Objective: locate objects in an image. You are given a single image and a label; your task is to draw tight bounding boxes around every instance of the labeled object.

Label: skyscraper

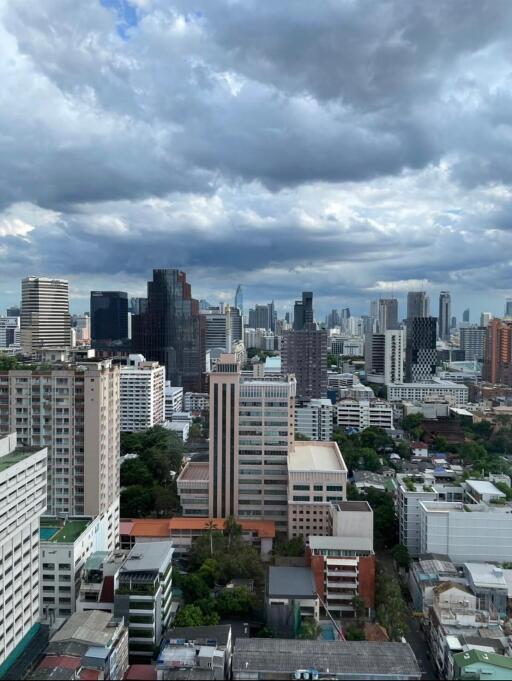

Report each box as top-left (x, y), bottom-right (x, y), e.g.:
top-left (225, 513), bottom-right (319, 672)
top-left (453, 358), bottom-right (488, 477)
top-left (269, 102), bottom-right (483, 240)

top-left (463, 308), bottom-right (470, 323)
top-left (20, 277), bottom-right (70, 355)
top-left (377, 298), bottom-right (399, 332)
top-left (202, 305), bottom-right (242, 351)
top-left (365, 329), bottom-right (405, 384)
top-left (131, 269), bottom-right (206, 392)
top-left (282, 328), bottom-right (327, 400)
top-left (248, 303), bottom-right (274, 331)
top-left (406, 291), bottom-right (429, 320)
top-left (235, 284), bottom-right (243, 314)
top-left (405, 317), bottom-right (437, 382)
top-left (293, 292), bottom-right (313, 330)
top-left (90, 291), bottom-right (128, 346)
top-left (505, 299), bottom-right (512, 318)
top-left (483, 318), bottom-right (512, 385)
top-left (438, 291), bottom-right (451, 340)
top-left (460, 326), bottom-right (486, 362)
top-left (481, 312), bottom-right (493, 327)
top-left (208, 354), bottom-right (296, 532)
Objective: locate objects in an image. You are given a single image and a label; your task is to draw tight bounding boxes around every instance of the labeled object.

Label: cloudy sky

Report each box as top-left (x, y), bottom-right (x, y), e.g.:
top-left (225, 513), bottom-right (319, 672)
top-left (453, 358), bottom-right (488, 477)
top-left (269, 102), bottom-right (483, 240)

top-left (1, 0), bottom-right (512, 320)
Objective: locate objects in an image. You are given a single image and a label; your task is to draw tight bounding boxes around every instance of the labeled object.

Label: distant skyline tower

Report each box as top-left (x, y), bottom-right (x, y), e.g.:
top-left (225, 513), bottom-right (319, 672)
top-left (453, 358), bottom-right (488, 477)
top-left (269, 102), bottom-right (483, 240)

top-left (438, 291), bottom-right (451, 340)
top-left (463, 308), bottom-right (470, 323)
top-left (235, 284), bottom-right (243, 314)
top-left (90, 291), bottom-right (128, 347)
top-left (293, 292), bottom-right (313, 330)
top-left (406, 291), bottom-right (429, 320)
top-left (20, 276), bottom-right (70, 355)
top-left (505, 299), bottom-right (512, 318)
top-left (377, 298), bottom-right (399, 332)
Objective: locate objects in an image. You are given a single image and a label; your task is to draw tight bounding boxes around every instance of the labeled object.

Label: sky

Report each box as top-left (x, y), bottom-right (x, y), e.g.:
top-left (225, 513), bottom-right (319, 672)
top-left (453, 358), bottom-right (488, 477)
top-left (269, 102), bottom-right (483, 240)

top-left (1, 0), bottom-right (512, 320)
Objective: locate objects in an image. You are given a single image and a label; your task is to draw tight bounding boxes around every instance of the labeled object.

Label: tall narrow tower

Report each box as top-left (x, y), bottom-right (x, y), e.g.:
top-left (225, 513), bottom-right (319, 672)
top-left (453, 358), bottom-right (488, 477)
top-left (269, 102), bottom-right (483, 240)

top-left (438, 291), bottom-right (451, 341)
top-left (21, 277), bottom-right (70, 355)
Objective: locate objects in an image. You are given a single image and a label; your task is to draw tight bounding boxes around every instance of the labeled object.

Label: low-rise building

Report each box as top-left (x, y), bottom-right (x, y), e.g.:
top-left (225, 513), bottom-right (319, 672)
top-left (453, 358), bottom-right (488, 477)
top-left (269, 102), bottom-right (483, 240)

top-left (120, 355), bottom-right (165, 432)
top-left (0, 433), bottom-right (47, 673)
top-left (266, 567), bottom-right (319, 638)
top-left (114, 542), bottom-right (174, 659)
top-left (336, 399), bottom-right (393, 431)
top-left (77, 550), bottom-right (127, 614)
top-left (397, 474), bottom-right (438, 557)
top-left (163, 420), bottom-right (190, 442)
top-left (295, 399), bottom-right (334, 441)
top-left (31, 610), bottom-right (129, 681)
top-left (464, 563), bottom-right (509, 618)
top-left (176, 462), bottom-right (209, 516)
top-left (454, 649), bottom-right (512, 680)
top-left (232, 639), bottom-right (421, 680)
top-left (288, 441), bottom-right (347, 539)
top-left (157, 625), bottom-right (232, 680)
top-left (164, 384), bottom-right (183, 418)
top-left (40, 514), bottom-right (112, 621)
top-left (183, 392), bottom-right (209, 413)
top-left (387, 379), bottom-right (468, 403)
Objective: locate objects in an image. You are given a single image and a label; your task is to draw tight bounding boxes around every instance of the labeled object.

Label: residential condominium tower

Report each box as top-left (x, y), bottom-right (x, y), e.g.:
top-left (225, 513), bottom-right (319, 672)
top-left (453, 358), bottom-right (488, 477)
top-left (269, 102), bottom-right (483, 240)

top-left (364, 329), bottom-right (404, 384)
top-left (0, 359), bottom-right (120, 546)
top-left (20, 277), bottom-right (70, 355)
top-left (377, 298), bottom-right (399, 332)
top-left (208, 354), bottom-right (296, 532)
top-left (282, 328), bottom-right (327, 400)
top-left (132, 269), bottom-right (206, 392)
top-left (120, 354), bottom-right (165, 432)
top-left (483, 318), bottom-right (512, 385)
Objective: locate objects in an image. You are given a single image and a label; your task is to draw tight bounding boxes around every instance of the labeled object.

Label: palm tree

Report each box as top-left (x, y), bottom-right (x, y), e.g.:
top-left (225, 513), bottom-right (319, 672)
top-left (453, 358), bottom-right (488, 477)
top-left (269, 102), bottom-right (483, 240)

top-left (224, 515), bottom-right (242, 549)
top-left (204, 519), bottom-right (217, 557)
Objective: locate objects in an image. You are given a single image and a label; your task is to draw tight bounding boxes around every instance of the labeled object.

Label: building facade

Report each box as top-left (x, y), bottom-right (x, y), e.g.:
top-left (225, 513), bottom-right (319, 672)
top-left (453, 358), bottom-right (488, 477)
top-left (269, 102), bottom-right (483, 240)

top-left (293, 292), bottom-right (313, 330)
top-left (336, 399), bottom-right (393, 431)
top-left (132, 269), bottom-right (206, 392)
top-left (0, 433), bottom-right (47, 670)
top-left (377, 298), bottom-right (399, 332)
top-left (295, 399), bottom-right (334, 441)
top-left (0, 316), bottom-right (20, 349)
top-left (483, 318), bottom-right (512, 385)
top-left (90, 291), bottom-right (128, 346)
top-left (460, 325), bottom-right (486, 362)
top-left (20, 277), bottom-right (70, 355)
top-left (282, 329), bottom-right (327, 400)
top-left (438, 291), bottom-right (451, 341)
top-left (405, 317), bottom-right (437, 382)
top-left (365, 329), bottom-right (404, 384)
top-left (407, 291), bottom-right (429, 320)
top-left (387, 380), bottom-right (468, 403)
top-left (120, 355), bottom-right (165, 432)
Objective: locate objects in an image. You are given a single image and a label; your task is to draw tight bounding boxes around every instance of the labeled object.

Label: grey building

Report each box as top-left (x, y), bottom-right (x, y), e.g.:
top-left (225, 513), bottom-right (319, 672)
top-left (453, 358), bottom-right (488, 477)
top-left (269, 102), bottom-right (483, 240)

top-left (463, 308), bottom-right (470, 323)
top-left (203, 306), bottom-right (242, 351)
top-left (232, 639), bottom-right (421, 680)
top-left (378, 298), bottom-right (399, 332)
top-left (460, 325), bottom-right (486, 361)
top-left (235, 284), bottom-right (243, 314)
top-left (407, 291), bottom-right (429, 320)
top-left (282, 328), bottom-right (327, 400)
top-left (405, 317), bottom-right (437, 382)
top-left (438, 291), bottom-right (451, 340)
top-left (293, 292), bottom-right (313, 330)
top-left (506, 299), bottom-right (512, 318)
top-left (248, 302), bottom-right (275, 331)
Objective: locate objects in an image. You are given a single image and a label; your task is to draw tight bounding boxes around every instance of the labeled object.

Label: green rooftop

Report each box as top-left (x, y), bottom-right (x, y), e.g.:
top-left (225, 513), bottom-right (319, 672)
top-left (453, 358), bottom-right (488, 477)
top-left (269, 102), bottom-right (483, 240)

top-left (40, 519), bottom-right (91, 543)
top-left (454, 648), bottom-right (512, 672)
top-left (0, 447), bottom-right (41, 473)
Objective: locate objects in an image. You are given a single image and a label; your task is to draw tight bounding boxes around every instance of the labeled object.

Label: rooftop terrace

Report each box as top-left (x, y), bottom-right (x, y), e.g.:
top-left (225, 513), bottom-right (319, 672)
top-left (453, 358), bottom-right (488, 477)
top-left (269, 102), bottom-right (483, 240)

top-left (40, 518), bottom-right (91, 543)
top-left (0, 446), bottom-right (43, 473)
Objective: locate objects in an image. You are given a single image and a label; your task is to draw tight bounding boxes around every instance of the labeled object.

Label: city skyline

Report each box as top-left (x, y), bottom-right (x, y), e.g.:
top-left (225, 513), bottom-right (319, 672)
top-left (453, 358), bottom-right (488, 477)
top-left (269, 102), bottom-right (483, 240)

top-left (1, 3), bottom-right (512, 315)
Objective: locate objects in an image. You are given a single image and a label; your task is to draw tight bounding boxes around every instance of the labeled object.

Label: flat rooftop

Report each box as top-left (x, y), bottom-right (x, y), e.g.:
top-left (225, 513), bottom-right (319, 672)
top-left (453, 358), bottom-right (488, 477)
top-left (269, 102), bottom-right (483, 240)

top-left (334, 501), bottom-right (371, 512)
top-left (466, 479), bottom-right (505, 497)
top-left (122, 541), bottom-right (174, 573)
top-left (178, 461), bottom-right (209, 482)
top-left (0, 445), bottom-right (44, 473)
top-left (51, 611), bottom-right (121, 647)
top-left (268, 566), bottom-right (316, 599)
top-left (308, 535), bottom-right (373, 552)
top-left (232, 639), bottom-right (421, 678)
top-left (289, 441), bottom-right (346, 472)
top-left (40, 518), bottom-right (92, 543)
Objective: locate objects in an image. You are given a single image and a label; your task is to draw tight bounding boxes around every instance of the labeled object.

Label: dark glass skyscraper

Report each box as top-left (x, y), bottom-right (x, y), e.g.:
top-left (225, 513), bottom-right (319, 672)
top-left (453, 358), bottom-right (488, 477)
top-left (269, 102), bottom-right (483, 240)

top-left (406, 291), bottom-right (429, 320)
top-left (405, 317), bottom-right (437, 382)
top-left (438, 291), bottom-right (451, 340)
top-left (131, 269), bottom-right (205, 391)
top-left (90, 291), bottom-right (128, 346)
top-left (293, 291), bottom-right (313, 330)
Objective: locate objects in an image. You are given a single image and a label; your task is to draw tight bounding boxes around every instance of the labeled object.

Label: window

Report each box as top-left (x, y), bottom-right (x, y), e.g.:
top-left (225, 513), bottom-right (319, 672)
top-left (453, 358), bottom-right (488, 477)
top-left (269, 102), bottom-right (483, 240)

top-left (293, 496), bottom-right (309, 502)
top-left (326, 485), bottom-right (343, 492)
top-left (293, 484), bottom-right (309, 491)
top-left (313, 485), bottom-right (323, 491)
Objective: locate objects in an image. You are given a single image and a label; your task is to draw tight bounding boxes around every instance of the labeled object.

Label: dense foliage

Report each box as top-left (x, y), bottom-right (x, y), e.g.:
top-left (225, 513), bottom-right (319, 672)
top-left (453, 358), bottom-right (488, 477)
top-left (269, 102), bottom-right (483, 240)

top-left (375, 570), bottom-right (408, 640)
top-left (348, 484), bottom-right (398, 549)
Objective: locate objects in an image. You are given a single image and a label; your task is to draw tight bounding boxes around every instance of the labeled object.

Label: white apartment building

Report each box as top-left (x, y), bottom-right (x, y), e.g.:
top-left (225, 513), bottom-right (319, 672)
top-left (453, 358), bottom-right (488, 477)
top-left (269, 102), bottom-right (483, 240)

top-left (0, 316), bottom-right (20, 349)
top-left (397, 474), bottom-right (438, 557)
top-left (165, 383), bottom-right (183, 417)
top-left (287, 441), bottom-right (347, 539)
top-left (176, 462), bottom-right (209, 516)
top-left (386, 379), bottom-right (468, 403)
top-left (20, 277), bottom-right (70, 356)
top-left (40, 514), bottom-right (112, 620)
top-left (295, 399), bottom-right (334, 441)
top-left (183, 392), bottom-right (209, 412)
top-left (365, 329), bottom-right (404, 385)
top-left (120, 354), bottom-right (165, 432)
top-left (0, 360), bottom-right (120, 547)
top-left (336, 399), bottom-right (393, 431)
top-left (0, 433), bottom-right (47, 669)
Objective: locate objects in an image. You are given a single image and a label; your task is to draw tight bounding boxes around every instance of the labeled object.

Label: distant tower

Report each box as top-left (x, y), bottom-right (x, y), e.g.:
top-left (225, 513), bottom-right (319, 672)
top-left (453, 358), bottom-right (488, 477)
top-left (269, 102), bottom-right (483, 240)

top-left (378, 299), bottom-right (399, 332)
top-left (505, 299), bottom-right (512, 318)
top-left (235, 285), bottom-right (243, 315)
top-left (21, 277), bottom-right (70, 355)
top-left (407, 292), bottom-right (429, 321)
top-left (462, 308), bottom-right (470, 323)
top-left (438, 291), bottom-right (451, 340)
top-left (293, 292), bottom-right (314, 330)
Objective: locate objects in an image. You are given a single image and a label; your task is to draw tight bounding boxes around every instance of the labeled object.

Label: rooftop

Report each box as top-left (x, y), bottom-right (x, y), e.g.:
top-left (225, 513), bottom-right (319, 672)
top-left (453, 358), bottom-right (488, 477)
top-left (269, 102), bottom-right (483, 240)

top-left (466, 479), bottom-right (505, 498)
top-left (178, 461), bottom-right (209, 482)
top-left (162, 624), bottom-right (231, 647)
top-left (454, 648), bottom-right (512, 672)
top-left (127, 519), bottom-right (171, 538)
top-left (121, 541), bottom-right (173, 574)
top-left (168, 517), bottom-right (276, 538)
top-left (0, 443), bottom-right (44, 473)
top-left (464, 563), bottom-right (508, 589)
top-left (334, 501), bottom-right (371, 512)
top-left (308, 535), bottom-right (373, 552)
top-left (268, 566), bottom-right (316, 599)
top-left (289, 441), bottom-right (346, 472)
top-left (51, 611), bottom-right (121, 647)
top-left (232, 639), bottom-right (421, 678)
top-left (40, 518), bottom-right (92, 543)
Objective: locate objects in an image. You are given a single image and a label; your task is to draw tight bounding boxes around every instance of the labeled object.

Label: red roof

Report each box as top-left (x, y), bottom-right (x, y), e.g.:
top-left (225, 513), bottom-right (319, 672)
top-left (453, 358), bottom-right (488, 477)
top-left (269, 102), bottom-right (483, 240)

top-left (120, 516), bottom-right (276, 540)
top-left (129, 519), bottom-right (171, 538)
top-left (124, 664), bottom-right (157, 680)
top-left (79, 670), bottom-right (101, 680)
top-left (38, 656), bottom-right (80, 671)
top-left (119, 520), bottom-right (134, 535)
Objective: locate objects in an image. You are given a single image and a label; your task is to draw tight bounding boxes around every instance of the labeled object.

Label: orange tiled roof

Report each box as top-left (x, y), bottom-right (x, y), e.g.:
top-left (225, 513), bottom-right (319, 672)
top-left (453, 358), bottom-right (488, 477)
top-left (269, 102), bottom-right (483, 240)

top-left (167, 516), bottom-right (276, 538)
top-left (129, 519), bottom-right (172, 538)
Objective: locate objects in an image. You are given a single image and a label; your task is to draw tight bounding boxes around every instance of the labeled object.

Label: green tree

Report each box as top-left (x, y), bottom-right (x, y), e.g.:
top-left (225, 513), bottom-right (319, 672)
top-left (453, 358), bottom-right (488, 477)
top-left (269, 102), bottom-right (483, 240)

top-left (0, 354), bottom-right (19, 370)
top-left (120, 485), bottom-right (155, 517)
top-left (181, 574), bottom-right (210, 603)
top-left (217, 586), bottom-right (256, 617)
top-left (359, 447), bottom-right (381, 472)
top-left (434, 436), bottom-right (449, 452)
top-left (299, 619), bottom-right (322, 640)
top-left (120, 458), bottom-right (153, 487)
top-left (173, 604), bottom-right (219, 627)
top-left (375, 572), bottom-right (408, 640)
top-left (345, 624), bottom-right (365, 641)
top-left (327, 353), bottom-right (339, 368)
top-left (198, 559), bottom-right (221, 587)
top-left (351, 595), bottom-right (367, 621)
top-left (273, 535), bottom-right (305, 557)
top-left (224, 516), bottom-right (243, 549)
top-left (360, 427), bottom-right (393, 450)
top-left (494, 481), bottom-right (512, 500)
top-left (189, 422), bottom-right (202, 439)
top-left (153, 484), bottom-right (179, 516)
top-left (391, 544), bottom-right (411, 570)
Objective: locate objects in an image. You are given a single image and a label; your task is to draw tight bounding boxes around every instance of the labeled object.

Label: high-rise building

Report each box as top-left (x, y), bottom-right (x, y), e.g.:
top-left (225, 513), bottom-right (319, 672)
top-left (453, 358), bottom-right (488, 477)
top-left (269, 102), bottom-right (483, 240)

top-left (326, 309), bottom-right (340, 329)
top-left (463, 308), bottom-right (470, 323)
top-left (0, 432), bottom-right (47, 670)
top-left (505, 299), bottom-right (512, 318)
top-left (235, 284), bottom-right (243, 314)
top-left (129, 297), bottom-right (147, 316)
top-left (460, 326), bottom-right (486, 362)
top-left (406, 292), bottom-right (429, 320)
top-left (132, 269), bottom-right (206, 392)
top-left (203, 305), bottom-right (243, 351)
top-left (208, 355), bottom-right (296, 532)
top-left (480, 312), bottom-right (493, 327)
top-left (0, 316), bottom-right (20, 348)
top-left (248, 303), bottom-right (275, 331)
top-left (90, 291), bottom-right (128, 346)
top-left (71, 313), bottom-right (90, 345)
top-left (377, 298), bottom-right (399, 332)
top-left (6, 305), bottom-right (20, 317)
top-left (293, 292), bottom-right (313, 330)
top-left (120, 354), bottom-right (165, 432)
top-left (295, 399), bottom-right (334, 441)
top-left (365, 329), bottom-right (404, 384)
top-left (0, 360), bottom-right (120, 537)
top-left (20, 277), bottom-right (70, 355)
top-left (405, 317), bottom-right (437, 382)
top-left (438, 291), bottom-right (451, 340)
top-left (282, 328), bottom-right (327, 400)
top-left (483, 318), bottom-right (512, 385)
